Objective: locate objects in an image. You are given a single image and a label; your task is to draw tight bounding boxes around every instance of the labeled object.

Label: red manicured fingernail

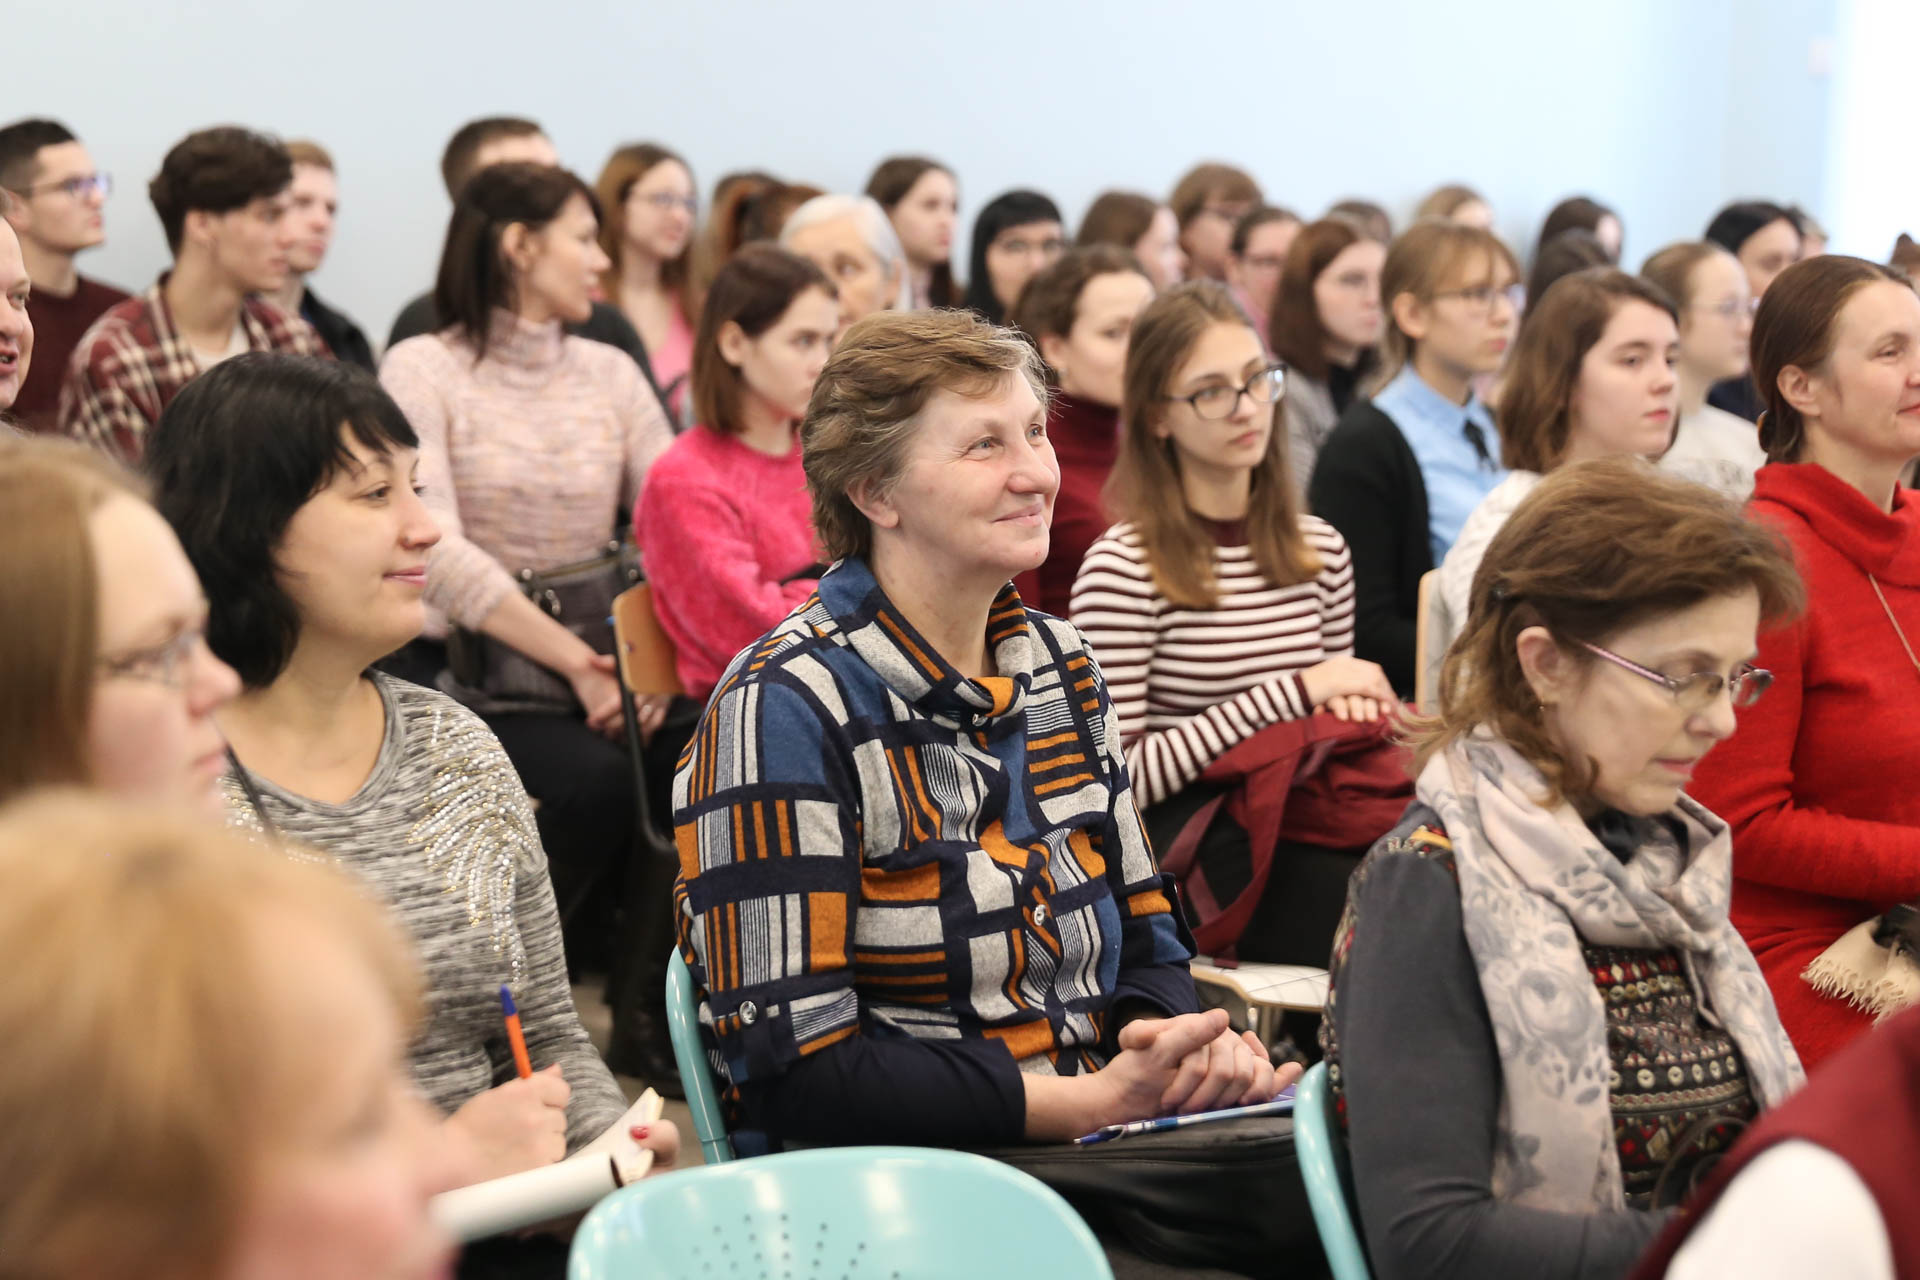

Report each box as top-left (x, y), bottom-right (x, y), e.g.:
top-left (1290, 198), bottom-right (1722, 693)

top-left (630, 1125), bottom-right (650, 1139)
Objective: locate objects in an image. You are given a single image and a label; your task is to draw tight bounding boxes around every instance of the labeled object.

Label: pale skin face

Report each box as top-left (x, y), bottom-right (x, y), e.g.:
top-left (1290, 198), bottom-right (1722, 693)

top-left (1563, 300), bottom-right (1681, 464)
top-left (4, 139), bottom-right (107, 255)
top-left (857, 375), bottom-right (1059, 590)
top-left (985, 220), bottom-right (1066, 312)
top-left (1131, 205), bottom-right (1186, 290)
top-left (272, 437), bottom-right (442, 666)
top-left (0, 221), bottom-right (33, 407)
top-left (506, 193), bottom-right (609, 327)
top-left (1677, 250), bottom-right (1753, 384)
top-left (1181, 199), bottom-right (1253, 281)
top-left (622, 159), bottom-right (696, 264)
top-left (888, 168), bottom-right (957, 269)
top-left (716, 285), bottom-right (839, 427)
top-left (286, 164), bottom-right (338, 276)
top-left (1039, 270), bottom-right (1155, 409)
top-left (220, 910), bottom-right (459, 1280)
top-left (1154, 321), bottom-right (1276, 488)
top-left (1228, 218), bottom-right (1301, 325)
top-left (1780, 280), bottom-right (1920, 503)
top-left (1313, 239), bottom-right (1387, 359)
top-left (189, 190), bottom-right (296, 294)
top-left (784, 213), bottom-right (896, 336)
top-left (1736, 217), bottom-right (1802, 298)
top-left (1394, 251), bottom-right (1520, 391)
top-left (85, 495), bottom-right (242, 813)
top-left (1521, 590), bottom-right (1762, 817)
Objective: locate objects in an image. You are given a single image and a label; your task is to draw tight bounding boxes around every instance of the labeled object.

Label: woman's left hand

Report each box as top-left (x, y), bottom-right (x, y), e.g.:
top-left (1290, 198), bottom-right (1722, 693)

top-left (635, 695), bottom-right (673, 746)
top-left (1147, 1022), bottom-right (1291, 1116)
top-left (631, 1118), bottom-right (680, 1173)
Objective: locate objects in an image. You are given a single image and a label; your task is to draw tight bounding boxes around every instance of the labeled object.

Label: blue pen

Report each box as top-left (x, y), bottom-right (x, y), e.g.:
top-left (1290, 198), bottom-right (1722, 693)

top-left (1073, 1085), bottom-right (1297, 1145)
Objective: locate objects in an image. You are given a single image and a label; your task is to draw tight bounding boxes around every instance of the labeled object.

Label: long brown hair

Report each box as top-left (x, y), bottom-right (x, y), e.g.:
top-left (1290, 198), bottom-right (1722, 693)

top-left (1497, 268), bottom-right (1676, 472)
top-left (1751, 254), bottom-right (1907, 462)
top-left (692, 244), bottom-right (833, 433)
top-left (595, 142), bottom-right (696, 325)
top-left (1413, 458), bottom-right (1803, 803)
top-left (867, 156), bottom-right (958, 308)
top-left (1269, 217), bottom-right (1376, 383)
top-left (1107, 281), bottom-right (1320, 608)
top-left (0, 437), bottom-right (146, 801)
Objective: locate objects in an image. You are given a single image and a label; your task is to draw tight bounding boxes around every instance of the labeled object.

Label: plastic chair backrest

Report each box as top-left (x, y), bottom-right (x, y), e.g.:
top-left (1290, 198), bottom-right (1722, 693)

top-left (568, 1146), bottom-right (1114, 1279)
top-left (610, 584), bottom-right (684, 697)
top-left (666, 950), bottom-right (734, 1165)
top-left (1414, 569), bottom-right (1451, 712)
top-left (1295, 1061), bottom-right (1372, 1280)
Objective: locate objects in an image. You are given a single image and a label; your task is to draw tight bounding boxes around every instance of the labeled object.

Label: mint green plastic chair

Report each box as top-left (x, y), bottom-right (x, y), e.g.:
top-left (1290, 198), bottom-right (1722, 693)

top-left (1295, 1061), bottom-right (1372, 1280)
top-left (567, 1146), bottom-right (1113, 1279)
top-left (665, 949), bottom-right (734, 1165)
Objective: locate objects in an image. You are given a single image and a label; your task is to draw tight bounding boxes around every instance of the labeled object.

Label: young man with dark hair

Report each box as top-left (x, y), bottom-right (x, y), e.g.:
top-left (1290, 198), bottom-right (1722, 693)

top-left (386, 116), bottom-right (657, 391)
top-left (57, 126), bottom-right (329, 462)
top-left (0, 119), bottom-right (128, 432)
top-left (268, 140), bottom-right (373, 370)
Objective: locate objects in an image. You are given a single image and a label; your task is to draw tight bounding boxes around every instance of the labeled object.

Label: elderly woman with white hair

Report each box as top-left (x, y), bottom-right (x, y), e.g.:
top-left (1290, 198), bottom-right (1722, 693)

top-left (779, 192), bottom-right (909, 336)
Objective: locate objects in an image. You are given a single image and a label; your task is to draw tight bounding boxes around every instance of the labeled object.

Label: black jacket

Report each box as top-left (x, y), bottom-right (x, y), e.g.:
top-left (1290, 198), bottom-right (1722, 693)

top-left (299, 287), bottom-right (375, 372)
top-left (1307, 401), bottom-right (1430, 697)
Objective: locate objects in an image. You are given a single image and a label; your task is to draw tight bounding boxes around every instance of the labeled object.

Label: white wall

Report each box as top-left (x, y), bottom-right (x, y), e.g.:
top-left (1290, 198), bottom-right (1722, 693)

top-left (13, 0), bottom-right (1839, 345)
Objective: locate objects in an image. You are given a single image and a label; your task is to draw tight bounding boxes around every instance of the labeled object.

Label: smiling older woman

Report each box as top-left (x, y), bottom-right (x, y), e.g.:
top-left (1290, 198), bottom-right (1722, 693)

top-left (1321, 457), bottom-right (1807, 1280)
top-left (673, 308), bottom-right (1296, 1162)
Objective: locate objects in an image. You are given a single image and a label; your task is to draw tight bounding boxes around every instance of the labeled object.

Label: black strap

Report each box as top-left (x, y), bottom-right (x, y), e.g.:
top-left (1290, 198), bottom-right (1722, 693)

top-left (1462, 418), bottom-right (1496, 471)
top-left (225, 747), bottom-right (280, 839)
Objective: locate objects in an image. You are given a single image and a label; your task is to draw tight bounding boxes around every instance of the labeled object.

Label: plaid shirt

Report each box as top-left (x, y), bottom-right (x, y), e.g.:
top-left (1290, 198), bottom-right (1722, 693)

top-left (674, 557), bottom-right (1196, 1093)
top-left (57, 276), bottom-right (330, 462)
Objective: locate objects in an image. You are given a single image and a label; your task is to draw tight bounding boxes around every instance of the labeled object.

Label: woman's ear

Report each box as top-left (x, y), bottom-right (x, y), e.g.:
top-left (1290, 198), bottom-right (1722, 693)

top-left (1777, 362), bottom-right (1820, 420)
top-left (1514, 624), bottom-right (1577, 708)
top-left (1037, 332), bottom-right (1071, 382)
top-left (846, 475), bottom-right (902, 533)
top-left (1389, 291), bottom-right (1428, 343)
top-left (500, 222), bottom-right (535, 275)
top-left (716, 319), bottom-right (750, 368)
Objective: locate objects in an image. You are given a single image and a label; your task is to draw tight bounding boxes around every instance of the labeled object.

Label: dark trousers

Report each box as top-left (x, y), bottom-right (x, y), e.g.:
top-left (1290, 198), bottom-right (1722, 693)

top-left (485, 710), bottom-right (637, 974)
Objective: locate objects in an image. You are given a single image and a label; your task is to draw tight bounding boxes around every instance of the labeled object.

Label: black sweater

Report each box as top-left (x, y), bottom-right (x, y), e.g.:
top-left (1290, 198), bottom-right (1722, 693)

top-left (1307, 401), bottom-right (1430, 696)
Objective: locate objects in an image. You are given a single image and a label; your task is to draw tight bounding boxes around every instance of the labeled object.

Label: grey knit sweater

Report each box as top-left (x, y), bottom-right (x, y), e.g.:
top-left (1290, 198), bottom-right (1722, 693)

top-left (221, 672), bottom-right (626, 1151)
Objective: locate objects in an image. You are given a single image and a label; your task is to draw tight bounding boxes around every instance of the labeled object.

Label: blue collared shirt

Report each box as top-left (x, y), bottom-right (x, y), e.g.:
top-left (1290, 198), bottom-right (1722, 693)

top-left (1371, 366), bottom-right (1508, 563)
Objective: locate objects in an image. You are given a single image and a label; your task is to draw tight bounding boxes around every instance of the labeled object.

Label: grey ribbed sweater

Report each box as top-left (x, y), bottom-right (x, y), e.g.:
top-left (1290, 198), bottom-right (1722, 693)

top-left (221, 672), bottom-right (626, 1151)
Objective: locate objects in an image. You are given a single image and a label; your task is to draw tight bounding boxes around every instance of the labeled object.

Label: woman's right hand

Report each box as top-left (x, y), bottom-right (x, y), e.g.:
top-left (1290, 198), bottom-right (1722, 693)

top-left (1090, 1009), bottom-right (1260, 1122)
top-left (568, 654), bottom-right (626, 739)
top-left (1298, 657), bottom-right (1397, 722)
top-left (444, 1065), bottom-right (571, 1185)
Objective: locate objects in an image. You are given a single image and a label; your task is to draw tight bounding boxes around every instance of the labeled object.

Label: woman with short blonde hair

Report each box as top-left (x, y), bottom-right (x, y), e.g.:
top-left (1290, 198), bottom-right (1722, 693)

top-left (0, 792), bottom-right (454, 1280)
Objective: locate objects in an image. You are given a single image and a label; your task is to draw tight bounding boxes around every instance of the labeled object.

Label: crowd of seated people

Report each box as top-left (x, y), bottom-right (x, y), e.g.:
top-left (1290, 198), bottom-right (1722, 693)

top-left (5, 101), bottom-right (1920, 1280)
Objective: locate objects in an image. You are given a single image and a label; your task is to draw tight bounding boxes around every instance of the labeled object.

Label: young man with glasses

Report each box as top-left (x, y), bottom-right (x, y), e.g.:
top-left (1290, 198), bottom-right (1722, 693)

top-left (56, 126), bottom-right (328, 463)
top-left (0, 119), bottom-right (130, 433)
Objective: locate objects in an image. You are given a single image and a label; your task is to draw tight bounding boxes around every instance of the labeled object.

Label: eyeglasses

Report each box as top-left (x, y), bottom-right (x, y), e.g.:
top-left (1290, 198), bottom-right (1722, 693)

top-left (1167, 365), bottom-right (1286, 420)
top-left (994, 236), bottom-right (1065, 259)
top-left (9, 171), bottom-right (112, 201)
top-left (1694, 298), bottom-right (1759, 319)
top-left (1433, 282), bottom-right (1525, 315)
top-left (1202, 203), bottom-right (1251, 225)
top-left (98, 625), bottom-right (208, 689)
top-left (1579, 641), bottom-right (1773, 713)
top-left (635, 191), bottom-right (697, 216)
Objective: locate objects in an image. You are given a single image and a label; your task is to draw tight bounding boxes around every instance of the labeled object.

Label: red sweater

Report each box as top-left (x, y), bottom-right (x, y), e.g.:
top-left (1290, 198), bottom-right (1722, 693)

top-left (1689, 462), bottom-right (1920, 1070)
top-left (634, 424), bottom-right (821, 700)
top-left (1014, 391), bottom-right (1120, 618)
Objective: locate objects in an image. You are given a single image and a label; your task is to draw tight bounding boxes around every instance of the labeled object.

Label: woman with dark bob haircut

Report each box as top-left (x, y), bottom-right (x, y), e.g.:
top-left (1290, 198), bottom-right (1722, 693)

top-left (1323, 458), bottom-right (1804, 1280)
top-left (147, 354), bottom-right (677, 1280)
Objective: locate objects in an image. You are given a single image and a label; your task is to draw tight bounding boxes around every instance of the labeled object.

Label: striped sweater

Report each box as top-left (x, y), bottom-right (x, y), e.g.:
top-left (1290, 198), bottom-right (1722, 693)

top-left (1070, 515), bottom-right (1355, 809)
top-left (673, 556), bottom-right (1196, 1105)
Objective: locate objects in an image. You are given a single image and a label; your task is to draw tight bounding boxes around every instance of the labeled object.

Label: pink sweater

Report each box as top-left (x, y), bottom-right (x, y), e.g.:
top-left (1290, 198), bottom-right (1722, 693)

top-left (380, 310), bottom-right (672, 634)
top-left (635, 424), bottom-right (821, 698)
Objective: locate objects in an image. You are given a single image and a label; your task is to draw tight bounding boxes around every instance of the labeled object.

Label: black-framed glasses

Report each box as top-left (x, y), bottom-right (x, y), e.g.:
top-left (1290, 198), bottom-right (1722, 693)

top-left (97, 626), bottom-right (208, 689)
top-left (1166, 365), bottom-right (1286, 420)
top-left (1579, 641), bottom-right (1773, 712)
top-left (10, 171), bottom-right (112, 201)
